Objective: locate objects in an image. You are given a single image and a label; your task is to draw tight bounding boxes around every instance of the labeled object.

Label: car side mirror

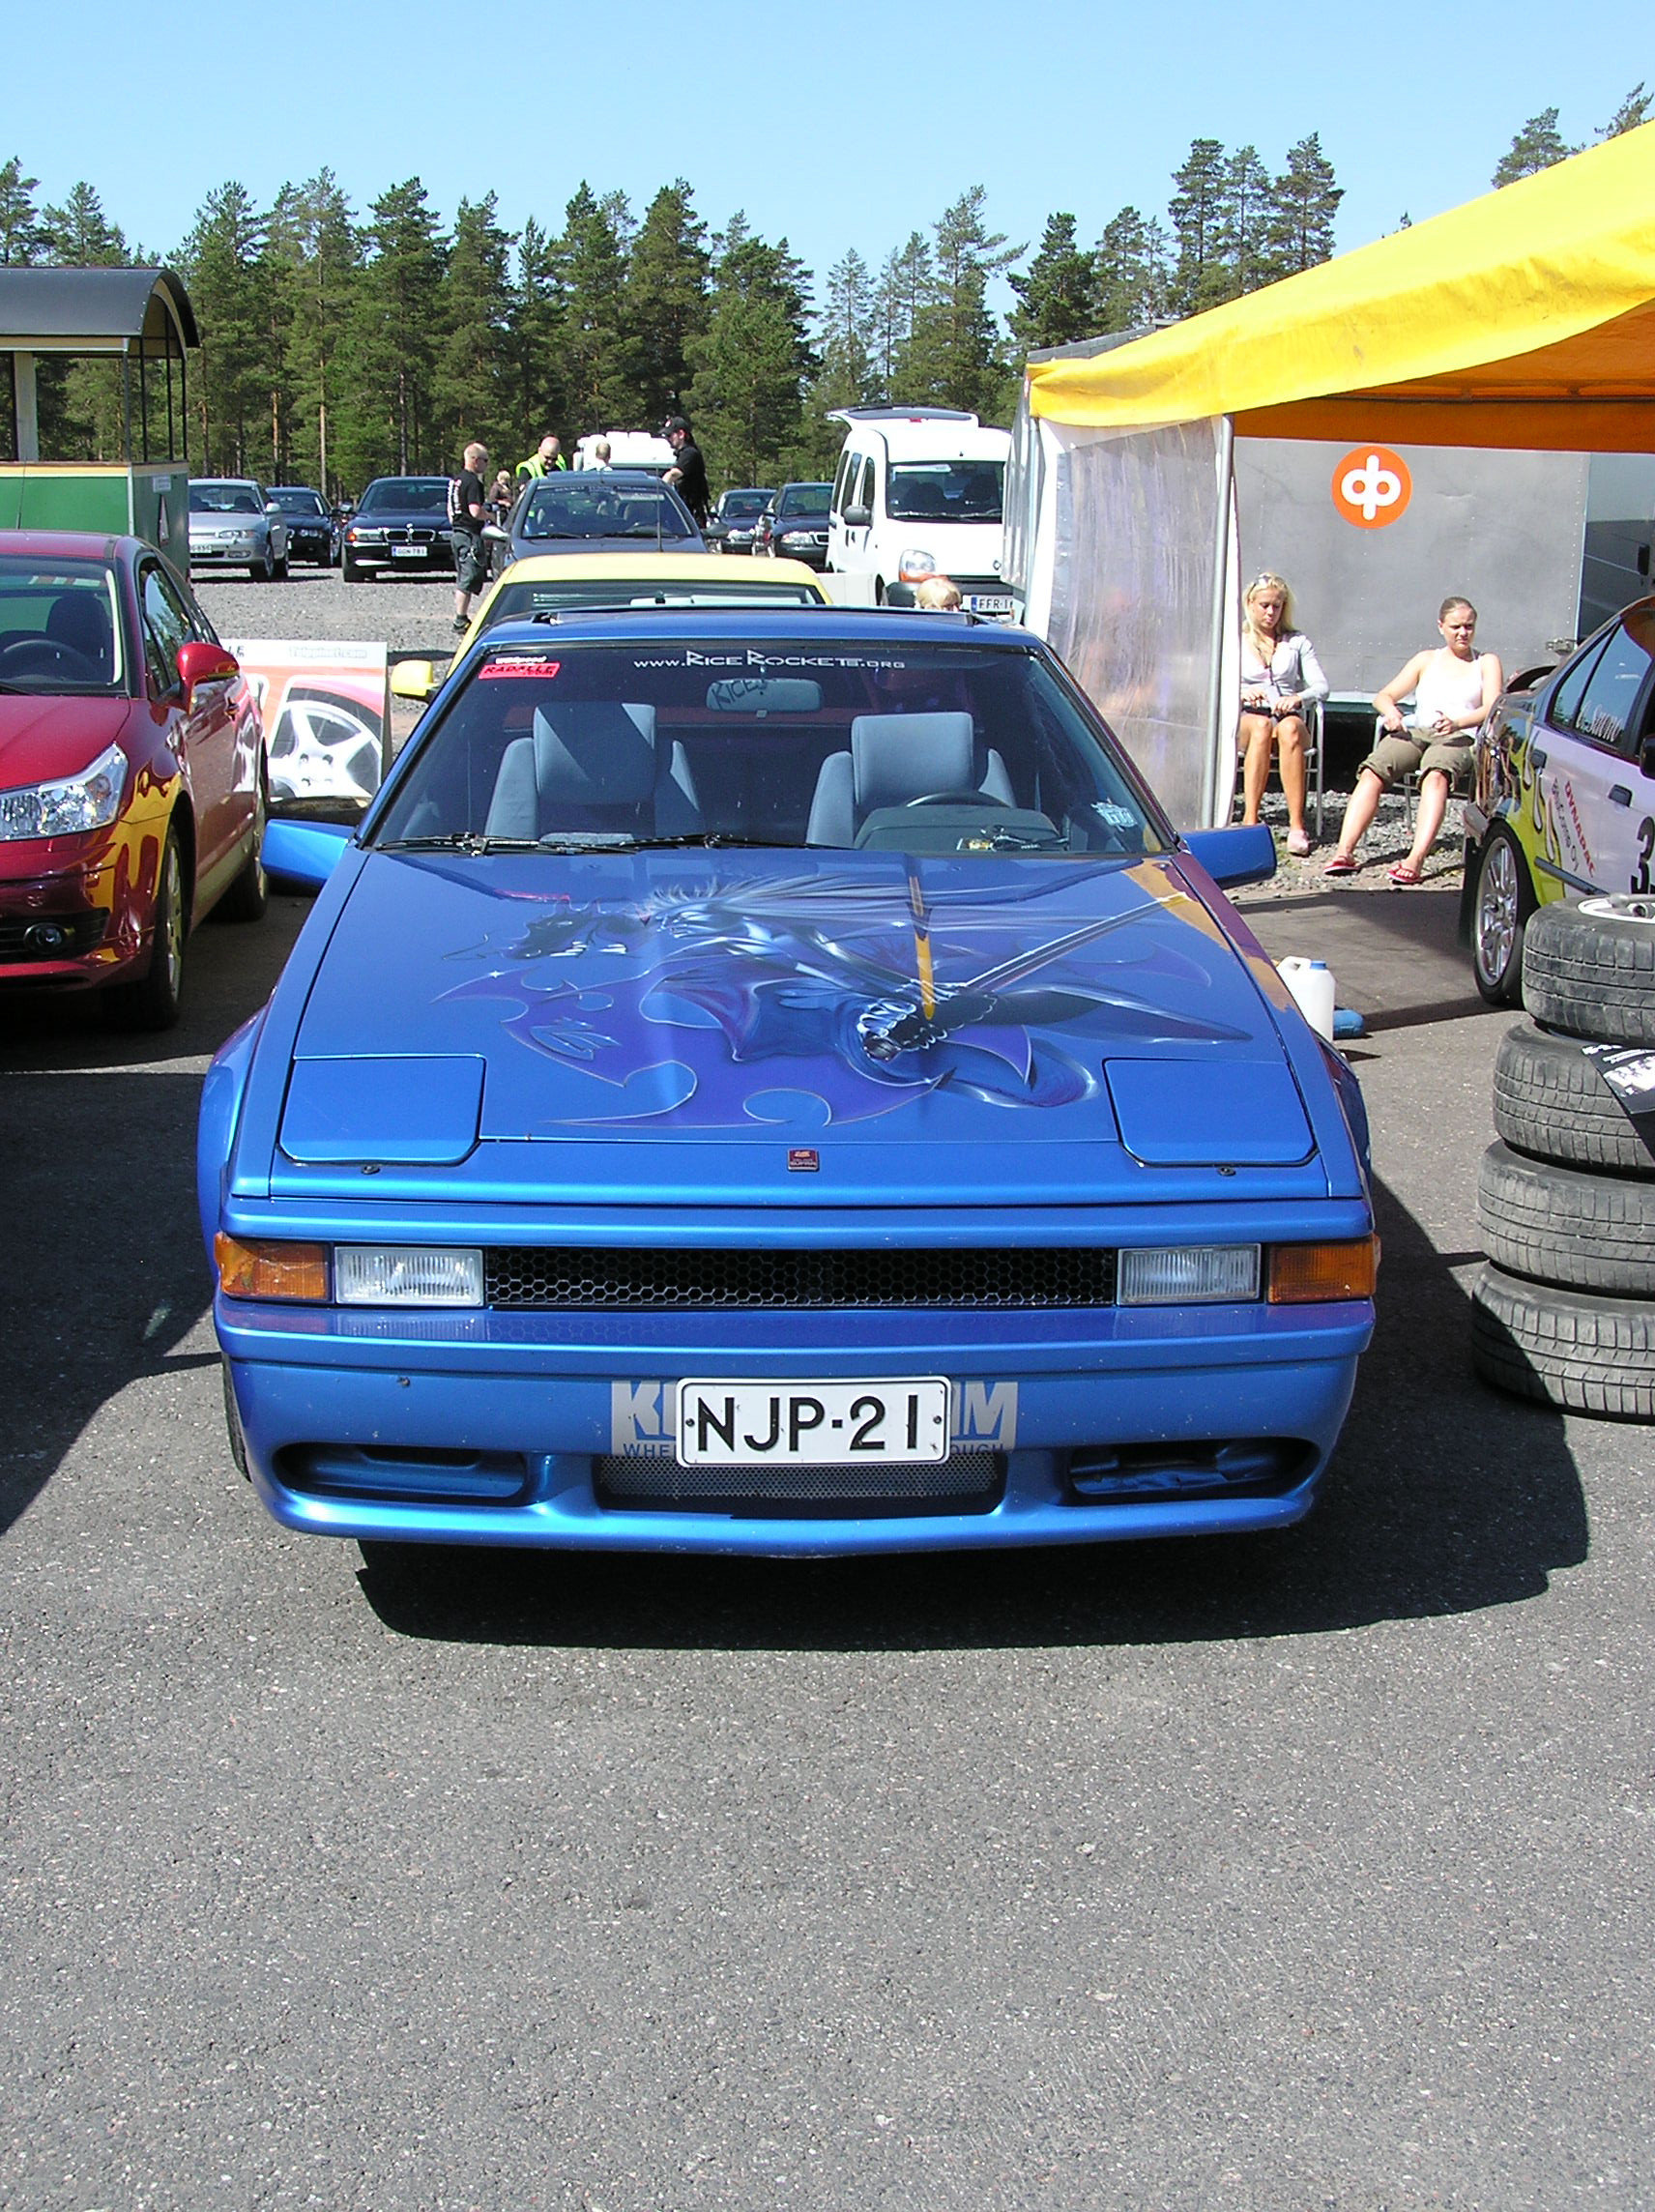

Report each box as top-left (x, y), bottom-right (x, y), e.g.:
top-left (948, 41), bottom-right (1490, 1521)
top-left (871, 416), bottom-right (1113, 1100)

top-left (176, 639), bottom-right (239, 701)
top-left (262, 817), bottom-right (354, 891)
top-left (1180, 823), bottom-right (1277, 888)
top-left (843, 504), bottom-right (872, 529)
top-left (265, 500), bottom-right (281, 514)
top-left (390, 658), bottom-right (440, 703)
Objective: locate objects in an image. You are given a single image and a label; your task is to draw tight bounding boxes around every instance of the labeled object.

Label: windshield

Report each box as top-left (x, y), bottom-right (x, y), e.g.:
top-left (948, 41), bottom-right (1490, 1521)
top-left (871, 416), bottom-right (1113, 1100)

top-left (374, 637), bottom-right (1164, 859)
top-left (776, 484), bottom-right (831, 518)
top-left (520, 481), bottom-right (694, 543)
top-left (479, 578), bottom-right (821, 630)
top-left (886, 461), bottom-right (1004, 523)
top-left (190, 483), bottom-right (261, 515)
top-left (270, 488), bottom-right (325, 515)
top-left (359, 479), bottom-right (450, 513)
top-left (0, 560), bottom-right (125, 692)
top-left (721, 491), bottom-right (773, 518)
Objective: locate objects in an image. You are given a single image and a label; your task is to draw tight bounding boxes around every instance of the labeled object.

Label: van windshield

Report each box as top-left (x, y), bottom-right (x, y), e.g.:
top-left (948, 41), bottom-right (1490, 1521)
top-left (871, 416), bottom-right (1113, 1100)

top-left (886, 461), bottom-right (1004, 524)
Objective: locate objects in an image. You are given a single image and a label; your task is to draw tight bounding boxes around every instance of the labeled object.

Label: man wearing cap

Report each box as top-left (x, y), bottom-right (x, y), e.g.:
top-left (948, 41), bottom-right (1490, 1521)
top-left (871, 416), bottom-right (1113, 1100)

top-left (662, 415), bottom-right (710, 525)
top-left (515, 432), bottom-right (566, 482)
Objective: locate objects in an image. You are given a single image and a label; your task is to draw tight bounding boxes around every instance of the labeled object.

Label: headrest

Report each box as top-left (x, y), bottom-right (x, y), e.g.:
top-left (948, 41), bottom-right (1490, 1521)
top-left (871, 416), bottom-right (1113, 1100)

top-left (46, 592), bottom-right (112, 663)
top-left (532, 702), bottom-right (657, 805)
top-left (852, 712), bottom-right (974, 812)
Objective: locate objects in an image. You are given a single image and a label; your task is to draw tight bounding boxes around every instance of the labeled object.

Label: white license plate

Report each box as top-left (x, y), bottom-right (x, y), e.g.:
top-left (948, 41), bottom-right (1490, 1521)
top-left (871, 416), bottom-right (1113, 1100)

top-left (968, 594), bottom-right (1014, 615)
top-left (676, 1377), bottom-right (950, 1468)
top-left (391, 543), bottom-right (426, 559)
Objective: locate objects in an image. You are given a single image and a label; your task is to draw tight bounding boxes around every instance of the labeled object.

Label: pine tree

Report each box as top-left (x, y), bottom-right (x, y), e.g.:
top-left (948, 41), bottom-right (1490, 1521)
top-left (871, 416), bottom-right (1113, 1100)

top-left (1209, 145), bottom-right (1274, 300)
top-left (432, 193), bottom-right (516, 466)
top-left (40, 181), bottom-right (127, 266)
top-left (626, 181), bottom-right (711, 422)
top-left (1267, 133), bottom-right (1343, 276)
top-left (1093, 208), bottom-right (1173, 334)
top-left (1598, 83), bottom-right (1652, 138)
top-left (504, 217), bottom-right (567, 468)
top-left (1493, 109), bottom-right (1574, 187)
top-left (900, 187), bottom-right (1019, 418)
top-left (554, 183), bottom-right (637, 433)
top-left (178, 183), bottom-right (273, 474)
top-left (350, 179), bottom-right (447, 477)
top-left (687, 215), bottom-right (813, 489)
top-left (0, 159), bottom-right (42, 265)
top-left (1007, 214), bottom-right (1096, 354)
top-left (1169, 139), bottom-right (1229, 313)
top-left (268, 171), bottom-right (361, 496)
top-left (874, 233), bottom-right (931, 394)
top-left (796, 248), bottom-right (880, 477)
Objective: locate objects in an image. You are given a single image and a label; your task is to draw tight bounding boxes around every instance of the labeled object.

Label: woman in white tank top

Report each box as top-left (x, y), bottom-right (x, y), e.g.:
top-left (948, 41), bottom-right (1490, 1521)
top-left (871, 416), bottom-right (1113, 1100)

top-left (1324, 597), bottom-right (1503, 886)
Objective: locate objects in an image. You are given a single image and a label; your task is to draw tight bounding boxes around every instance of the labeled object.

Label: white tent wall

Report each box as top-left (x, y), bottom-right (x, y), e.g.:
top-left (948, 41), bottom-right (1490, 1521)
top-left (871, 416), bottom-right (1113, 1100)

top-left (1007, 403), bottom-right (1239, 829)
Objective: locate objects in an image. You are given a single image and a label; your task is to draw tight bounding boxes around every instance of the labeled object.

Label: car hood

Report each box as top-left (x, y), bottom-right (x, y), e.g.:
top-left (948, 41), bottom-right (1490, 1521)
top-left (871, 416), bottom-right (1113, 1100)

top-left (273, 848), bottom-right (1320, 1206)
top-left (0, 693), bottom-right (137, 787)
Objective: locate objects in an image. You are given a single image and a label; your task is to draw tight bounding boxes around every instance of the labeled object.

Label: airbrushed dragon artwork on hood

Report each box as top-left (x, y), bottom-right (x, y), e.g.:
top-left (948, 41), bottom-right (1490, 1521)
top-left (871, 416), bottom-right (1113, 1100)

top-left (434, 860), bottom-right (1252, 1129)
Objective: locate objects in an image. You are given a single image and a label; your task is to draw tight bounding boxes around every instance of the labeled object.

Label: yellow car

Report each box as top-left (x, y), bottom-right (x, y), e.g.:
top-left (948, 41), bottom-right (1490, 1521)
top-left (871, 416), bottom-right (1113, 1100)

top-left (392, 552), bottom-right (828, 703)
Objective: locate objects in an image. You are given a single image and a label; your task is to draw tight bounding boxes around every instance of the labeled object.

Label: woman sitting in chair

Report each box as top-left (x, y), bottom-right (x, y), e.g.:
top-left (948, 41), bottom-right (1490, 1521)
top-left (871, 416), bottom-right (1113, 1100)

top-left (1236, 571), bottom-right (1328, 858)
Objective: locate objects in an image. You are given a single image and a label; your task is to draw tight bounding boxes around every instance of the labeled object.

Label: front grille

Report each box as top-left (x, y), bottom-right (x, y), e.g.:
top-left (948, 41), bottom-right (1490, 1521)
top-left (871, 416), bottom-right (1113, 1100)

top-left (485, 1245), bottom-right (1118, 1310)
top-left (0, 910), bottom-right (108, 961)
top-left (595, 1449), bottom-right (1002, 1511)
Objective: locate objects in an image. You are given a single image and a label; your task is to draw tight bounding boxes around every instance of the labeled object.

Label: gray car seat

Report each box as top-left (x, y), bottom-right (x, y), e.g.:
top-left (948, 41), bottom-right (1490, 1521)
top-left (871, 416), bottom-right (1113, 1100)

top-left (484, 701), bottom-right (702, 838)
top-left (45, 591), bottom-right (114, 680)
top-left (805, 711), bottom-right (1013, 846)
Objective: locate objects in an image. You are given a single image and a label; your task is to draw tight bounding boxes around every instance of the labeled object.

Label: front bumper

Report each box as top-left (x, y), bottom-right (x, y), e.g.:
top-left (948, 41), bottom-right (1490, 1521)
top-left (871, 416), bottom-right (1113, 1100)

top-left (345, 541), bottom-right (450, 573)
top-left (771, 537), bottom-right (829, 568)
top-left (219, 1295), bottom-right (1373, 1556)
top-left (190, 539), bottom-right (262, 567)
top-left (0, 818), bottom-right (164, 990)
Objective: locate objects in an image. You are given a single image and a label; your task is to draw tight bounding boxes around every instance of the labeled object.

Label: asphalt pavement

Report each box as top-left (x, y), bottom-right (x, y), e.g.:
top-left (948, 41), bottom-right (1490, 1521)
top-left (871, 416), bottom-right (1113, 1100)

top-left (1, 607), bottom-right (1650, 2209)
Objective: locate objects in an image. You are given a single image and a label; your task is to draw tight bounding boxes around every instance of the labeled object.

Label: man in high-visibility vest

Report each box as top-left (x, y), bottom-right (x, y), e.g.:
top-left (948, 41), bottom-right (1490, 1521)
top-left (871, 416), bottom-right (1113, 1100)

top-left (515, 433), bottom-right (567, 481)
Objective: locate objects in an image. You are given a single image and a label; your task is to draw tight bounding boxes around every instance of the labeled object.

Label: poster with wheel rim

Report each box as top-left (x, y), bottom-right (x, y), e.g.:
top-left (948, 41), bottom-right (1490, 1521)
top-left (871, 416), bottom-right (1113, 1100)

top-left (225, 639), bottom-right (391, 814)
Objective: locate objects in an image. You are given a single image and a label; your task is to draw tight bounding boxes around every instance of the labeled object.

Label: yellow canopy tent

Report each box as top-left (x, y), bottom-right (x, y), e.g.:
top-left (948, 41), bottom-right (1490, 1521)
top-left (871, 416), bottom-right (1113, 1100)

top-left (1007, 126), bottom-right (1655, 825)
top-left (1028, 123), bottom-right (1655, 451)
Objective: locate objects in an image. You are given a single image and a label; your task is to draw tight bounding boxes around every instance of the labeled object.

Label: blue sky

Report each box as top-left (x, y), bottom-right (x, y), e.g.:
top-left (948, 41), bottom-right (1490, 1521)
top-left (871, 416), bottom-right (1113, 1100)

top-left (12, 0), bottom-right (1650, 313)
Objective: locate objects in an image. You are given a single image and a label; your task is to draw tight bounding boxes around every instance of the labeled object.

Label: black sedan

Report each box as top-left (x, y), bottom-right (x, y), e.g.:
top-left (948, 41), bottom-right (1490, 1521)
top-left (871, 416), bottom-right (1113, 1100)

top-left (758, 482), bottom-right (833, 568)
top-left (342, 478), bottom-right (454, 581)
top-left (268, 486), bottom-right (340, 568)
top-left (505, 471), bottom-right (704, 566)
top-left (706, 486), bottom-right (775, 554)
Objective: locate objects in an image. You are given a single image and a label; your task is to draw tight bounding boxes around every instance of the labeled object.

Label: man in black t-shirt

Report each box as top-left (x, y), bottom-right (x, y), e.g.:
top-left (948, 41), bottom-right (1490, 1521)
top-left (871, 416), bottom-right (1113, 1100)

top-left (662, 415), bottom-right (710, 525)
top-left (449, 440), bottom-right (490, 631)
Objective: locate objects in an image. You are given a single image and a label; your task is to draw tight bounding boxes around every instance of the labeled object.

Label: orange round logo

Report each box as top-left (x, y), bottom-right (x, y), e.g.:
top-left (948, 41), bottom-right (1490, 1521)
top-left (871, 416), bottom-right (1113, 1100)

top-left (1332, 446), bottom-right (1412, 529)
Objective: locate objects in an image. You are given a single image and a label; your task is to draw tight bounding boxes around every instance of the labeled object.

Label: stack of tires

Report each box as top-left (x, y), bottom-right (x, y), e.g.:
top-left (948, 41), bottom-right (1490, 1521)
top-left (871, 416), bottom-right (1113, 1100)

top-left (1472, 895), bottom-right (1655, 1419)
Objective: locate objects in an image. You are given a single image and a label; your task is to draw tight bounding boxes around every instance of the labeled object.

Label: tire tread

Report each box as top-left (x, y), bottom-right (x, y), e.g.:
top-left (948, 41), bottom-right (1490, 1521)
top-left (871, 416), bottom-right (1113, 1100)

top-left (1493, 1019), bottom-right (1655, 1176)
top-left (1471, 1264), bottom-right (1655, 1418)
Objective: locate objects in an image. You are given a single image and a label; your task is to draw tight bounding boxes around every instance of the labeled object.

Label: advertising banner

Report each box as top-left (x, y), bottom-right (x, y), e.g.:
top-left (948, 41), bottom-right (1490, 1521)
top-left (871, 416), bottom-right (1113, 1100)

top-left (225, 639), bottom-right (391, 813)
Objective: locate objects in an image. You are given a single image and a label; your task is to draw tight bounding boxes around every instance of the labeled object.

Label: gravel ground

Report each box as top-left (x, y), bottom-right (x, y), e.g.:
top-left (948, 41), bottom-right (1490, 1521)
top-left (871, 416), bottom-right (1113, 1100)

top-left (193, 570), bottom-right (1475, 893)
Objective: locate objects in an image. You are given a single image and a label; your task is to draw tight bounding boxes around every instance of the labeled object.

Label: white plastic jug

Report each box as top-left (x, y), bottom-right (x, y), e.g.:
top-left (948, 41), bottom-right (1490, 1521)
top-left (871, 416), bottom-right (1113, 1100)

top-left (1278, 956), bottom-right (1336, 1041)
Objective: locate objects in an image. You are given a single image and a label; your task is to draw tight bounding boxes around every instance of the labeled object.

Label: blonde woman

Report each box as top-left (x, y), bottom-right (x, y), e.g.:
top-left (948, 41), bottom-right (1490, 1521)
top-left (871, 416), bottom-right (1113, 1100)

top-left (1237, 572), bottom-right (1329, 857)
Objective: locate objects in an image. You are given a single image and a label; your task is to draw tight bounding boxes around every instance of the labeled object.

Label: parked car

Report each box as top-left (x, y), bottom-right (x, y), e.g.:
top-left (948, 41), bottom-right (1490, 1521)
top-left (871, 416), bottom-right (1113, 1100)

top-left (503, 471), bottom-right (704, 565)
top-left (1465, 597), bottom-right (1655, 1003)
top-left (267, 485), bottom-right (340, 568)
top-left (0, 532), bottom-right (267, 1028)
top-left (341, 477), bottom-right (453, 581)
top-left (391, 551), bottom-right (830, 704)
top-left (204, 608), bottom-right (1376, 1560)
top-left (706, 487), bottom-right (775, 554)
top-left (757, 482), bottom-right (832, 568)
top-left (828, 407), bottom-right (1012, 612)
top-left (189, 479), bottom-right (289, 582)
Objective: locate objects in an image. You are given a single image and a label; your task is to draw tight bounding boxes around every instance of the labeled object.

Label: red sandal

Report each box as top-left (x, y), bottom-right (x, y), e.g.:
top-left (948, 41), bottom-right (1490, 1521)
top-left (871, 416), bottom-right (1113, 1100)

top-left (1387, 862), bottom-right (1423, 887)
top-left (1323, 853), bottom-right (1359, 876)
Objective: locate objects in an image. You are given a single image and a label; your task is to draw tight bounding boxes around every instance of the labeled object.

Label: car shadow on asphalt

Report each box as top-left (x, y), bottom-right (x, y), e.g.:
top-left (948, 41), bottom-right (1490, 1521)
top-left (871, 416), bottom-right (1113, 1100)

top-left (360, 1172), bottom-right (1591, 1653)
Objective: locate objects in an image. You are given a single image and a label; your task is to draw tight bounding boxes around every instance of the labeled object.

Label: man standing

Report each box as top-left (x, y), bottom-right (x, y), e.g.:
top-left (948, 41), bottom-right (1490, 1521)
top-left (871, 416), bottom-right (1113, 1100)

top-left (449, 440), bottom-right (490, 634)
top-left (662, 415), bottom-right (710, 524)
top-left (515, 433), bottom-right (566, 482)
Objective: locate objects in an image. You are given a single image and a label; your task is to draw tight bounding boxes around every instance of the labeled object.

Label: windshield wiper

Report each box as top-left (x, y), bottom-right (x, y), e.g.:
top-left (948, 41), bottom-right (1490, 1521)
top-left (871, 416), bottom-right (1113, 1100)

top-left (974, 824), bottom-right (1068, 851)
top-left (533, 830), bottom-right (793, 853)
top-left (378, 833), bottom-right (544, 855)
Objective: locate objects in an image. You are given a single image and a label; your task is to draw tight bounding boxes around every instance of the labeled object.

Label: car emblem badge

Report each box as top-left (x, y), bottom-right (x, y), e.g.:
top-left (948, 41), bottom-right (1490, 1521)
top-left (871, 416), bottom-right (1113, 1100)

top-left (787, 1148), bottom-right (820, 1173)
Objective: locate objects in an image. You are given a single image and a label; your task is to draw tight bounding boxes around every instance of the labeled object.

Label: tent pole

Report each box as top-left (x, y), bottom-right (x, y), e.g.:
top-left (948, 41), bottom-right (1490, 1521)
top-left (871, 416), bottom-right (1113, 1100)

top-left (1203, 415), bottom-right (1235, 828)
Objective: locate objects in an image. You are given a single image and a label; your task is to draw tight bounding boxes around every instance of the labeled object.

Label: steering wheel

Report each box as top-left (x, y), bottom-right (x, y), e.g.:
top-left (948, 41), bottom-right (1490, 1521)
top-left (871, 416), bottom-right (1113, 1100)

top-left (904, 789), bottom-right (1004, 809)
top-left (0, 636), bottom-right (100, 682)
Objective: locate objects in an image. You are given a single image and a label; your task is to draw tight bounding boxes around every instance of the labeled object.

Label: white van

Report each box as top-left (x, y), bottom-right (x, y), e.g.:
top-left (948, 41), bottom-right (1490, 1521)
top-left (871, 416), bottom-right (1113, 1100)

top-left (827, 406), bottom-right (1013, 614)
top-left (574, 431), bottom-right (676, 476)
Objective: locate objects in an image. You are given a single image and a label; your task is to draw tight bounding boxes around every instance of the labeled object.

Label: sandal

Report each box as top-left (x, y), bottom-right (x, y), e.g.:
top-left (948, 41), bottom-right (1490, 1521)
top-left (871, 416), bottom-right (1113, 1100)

top-left (1323, 852), bottom-right (1359, 876)
top-left (1286, 829), bottom-right (1312, 858)
top-left (1387, 862), bottom-right (1423, 887)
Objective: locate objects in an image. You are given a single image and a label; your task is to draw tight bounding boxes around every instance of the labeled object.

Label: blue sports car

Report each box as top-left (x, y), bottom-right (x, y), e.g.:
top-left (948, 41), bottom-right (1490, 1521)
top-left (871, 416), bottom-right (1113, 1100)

top-left (201, 610), bottom-right (1376, 1558)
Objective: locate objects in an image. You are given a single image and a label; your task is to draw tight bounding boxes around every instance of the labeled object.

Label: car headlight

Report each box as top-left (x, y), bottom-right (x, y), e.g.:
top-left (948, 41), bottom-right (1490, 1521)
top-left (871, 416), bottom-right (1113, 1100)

top-left (898, 548), bottom-right (937, 581)
top-left (334, 1245), bottom-right (484, 1307)
top-left (347, 526), bottom-right (386, 543)
top-left (0, 742), bottom-right (128, 841)
top-left (1118, 1244), bottom-right (1261, 1305)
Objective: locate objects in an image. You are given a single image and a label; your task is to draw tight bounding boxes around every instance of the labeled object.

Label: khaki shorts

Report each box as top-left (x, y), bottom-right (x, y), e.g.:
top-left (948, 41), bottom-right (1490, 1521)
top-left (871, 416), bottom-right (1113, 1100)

top-left (1360, 729), bottom-right (1474, 792)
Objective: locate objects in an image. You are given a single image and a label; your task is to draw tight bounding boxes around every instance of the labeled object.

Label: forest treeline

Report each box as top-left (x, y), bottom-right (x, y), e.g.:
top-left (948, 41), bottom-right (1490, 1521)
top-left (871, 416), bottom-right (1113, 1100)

top-left (0, 91), bottom-right (1643, 499)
